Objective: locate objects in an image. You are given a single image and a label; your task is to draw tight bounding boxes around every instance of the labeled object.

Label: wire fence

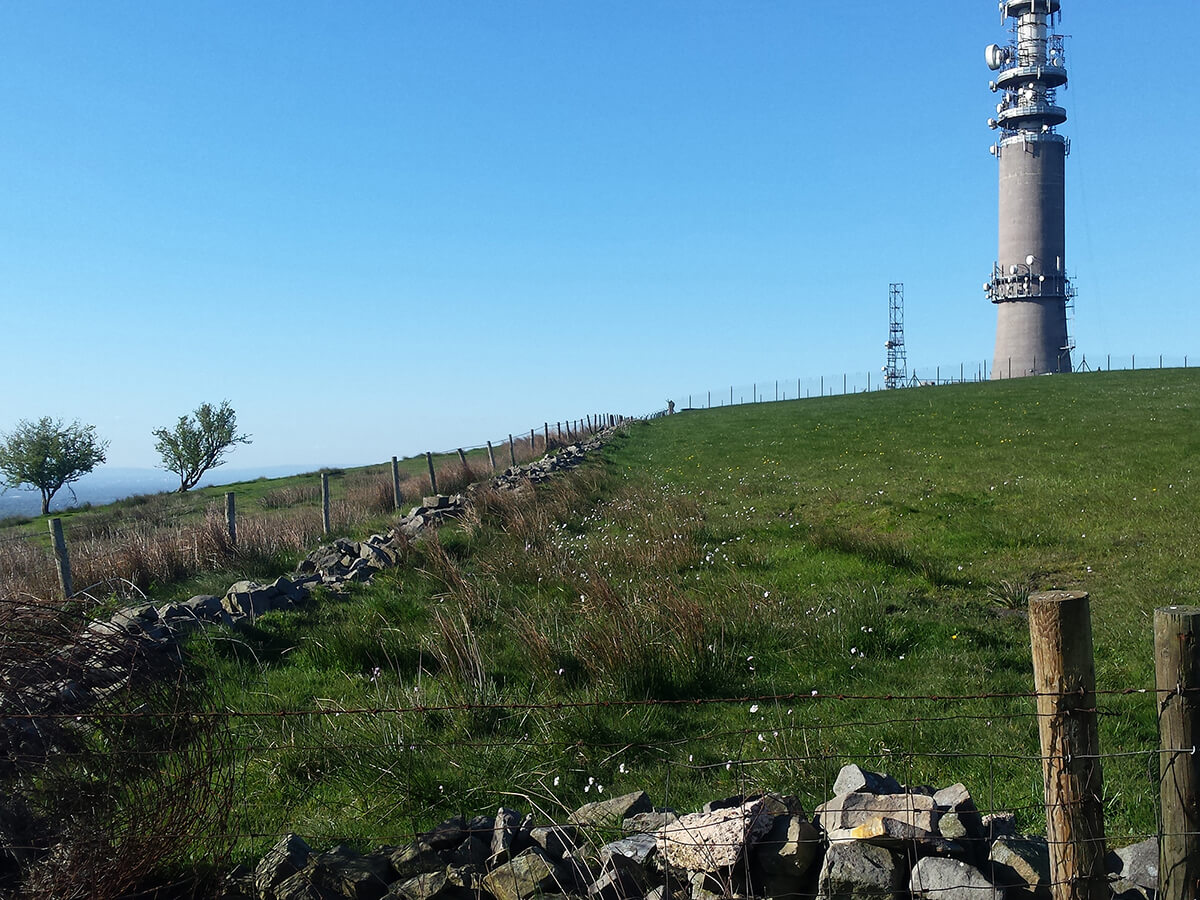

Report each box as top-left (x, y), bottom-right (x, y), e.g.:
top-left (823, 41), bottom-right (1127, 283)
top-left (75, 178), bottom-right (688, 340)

top-left (666, 352), bottom-right (1195, 410)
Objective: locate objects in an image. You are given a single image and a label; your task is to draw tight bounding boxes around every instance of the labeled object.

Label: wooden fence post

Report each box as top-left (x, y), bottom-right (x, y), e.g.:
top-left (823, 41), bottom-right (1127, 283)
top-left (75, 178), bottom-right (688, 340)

top-left (1155, 606), bottom-right (1200, 900)
top-left (457, 448), bottom-right (468, 469)
top-left (391, 456), bottom-right (402, 510)
top-left (48, 517), bottom-right (72, 599)
top-left (544, 422), bottom-right (550, 447)
top-left (425, 452), bottom-right (438, 495)
top-left (486, 441), bottom-right (496, 471)
top-left (1028, 590), bottom-right (1108, 900)
top-left (529, 429), bottom-right (535, 453)
top-left (508, 434), bottom-right (516, 467)
top-left (320, 473), bottom-right (331, 535)
top-left (225, 491), bottom-right (237, 546)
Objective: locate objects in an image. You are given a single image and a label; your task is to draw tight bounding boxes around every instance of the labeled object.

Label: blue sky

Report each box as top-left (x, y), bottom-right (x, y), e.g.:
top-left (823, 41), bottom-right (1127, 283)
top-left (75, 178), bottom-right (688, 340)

top-left (0, 2), bottom-right (1196, 471)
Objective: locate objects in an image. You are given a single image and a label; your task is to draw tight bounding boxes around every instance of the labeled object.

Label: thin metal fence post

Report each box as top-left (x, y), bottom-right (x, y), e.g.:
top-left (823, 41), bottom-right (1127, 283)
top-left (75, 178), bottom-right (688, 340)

top-left (1029, 590), bottom-right (1108, 900)
top-left (1155, 605), bottom-right (1200, 900)
top-left (321, 473), bottom-right (331, 535)
top-left (225, 491), bottom-right (237, 546)
top-left (49, 517), bottom-right (72, 599)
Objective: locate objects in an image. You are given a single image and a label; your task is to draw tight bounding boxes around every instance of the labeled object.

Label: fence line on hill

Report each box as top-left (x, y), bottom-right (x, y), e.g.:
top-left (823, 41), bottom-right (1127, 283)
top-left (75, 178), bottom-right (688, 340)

top-left (665, 352), bottom-right (1195, 411)
top-left (0, 412), bottom-right (631, 605)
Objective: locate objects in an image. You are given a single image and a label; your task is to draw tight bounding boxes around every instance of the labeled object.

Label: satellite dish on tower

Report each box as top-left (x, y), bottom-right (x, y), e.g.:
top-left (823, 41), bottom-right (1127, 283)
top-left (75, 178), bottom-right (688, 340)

top-left (985, 44), bottom-right (1006, 70)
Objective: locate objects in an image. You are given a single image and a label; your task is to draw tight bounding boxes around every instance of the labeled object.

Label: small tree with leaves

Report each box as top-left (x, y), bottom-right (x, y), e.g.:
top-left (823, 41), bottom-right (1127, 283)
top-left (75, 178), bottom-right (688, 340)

top-left (153, 401), bottom-right (251, 492)
top-left (0, 418), bottom-right (109, 515)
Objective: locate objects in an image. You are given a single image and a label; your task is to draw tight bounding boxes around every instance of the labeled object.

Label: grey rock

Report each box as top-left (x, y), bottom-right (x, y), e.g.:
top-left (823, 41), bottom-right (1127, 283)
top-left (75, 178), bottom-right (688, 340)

top-left (308, 843), bottom-right (392, 900)
top-left (448, 835), bottom-right (489, 868)
top-left (755, 815), bottom-right (821, 880)
top-left (388, 870), bottom-right (454, 900)
top-left (832, 764), bottom-right (903, 797)
top-left (817, 840), bottom-right (903, 900)
top-left (988, 836), bottom-right (1049, 899)
top-left (271, 575), bottom-right (307, 604)
top-left (621, 810), bottom-right (678, 836)
top-left (569, 791), bottom-right (653, 829)
top-left (1110, 838), bottom-right (1157, 891)
top-left (422, 816), bottom-right (468, 850)
top-left (254, 833), bottom-right (313, 899)
top-left (816, 791), bottom-right (939, 837)
top-left (272, 870), bottom-right (332, 900)
top-left (530, 825), bottom-right (579, 860)
top-left (910, 856), bottom-right (1005, 899)
top-left (934, 784), bottom-right (985, 845)
top-left (387, 839), bottom-right (446, 880)
top-left (482, 847), bottom-right (564, 900)
top-left (599, 832), bottom-right (657, 866)
top-left (490, 806), bottom-right (525, 865)
top-left (657, 797), bottom-right (775, 872)
top-left (589, 852), bottom-right (650, 900)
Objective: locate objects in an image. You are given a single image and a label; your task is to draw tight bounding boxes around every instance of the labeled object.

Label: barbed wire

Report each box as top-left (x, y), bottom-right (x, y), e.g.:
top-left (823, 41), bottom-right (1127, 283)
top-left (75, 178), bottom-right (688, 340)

top-left (0, 685), bottom-right (1176, 723)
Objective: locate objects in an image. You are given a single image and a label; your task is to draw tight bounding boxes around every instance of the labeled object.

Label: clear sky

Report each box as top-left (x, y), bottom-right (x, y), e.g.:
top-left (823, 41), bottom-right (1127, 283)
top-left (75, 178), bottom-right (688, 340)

top-left (1, 1), bottom-right (1196, 471)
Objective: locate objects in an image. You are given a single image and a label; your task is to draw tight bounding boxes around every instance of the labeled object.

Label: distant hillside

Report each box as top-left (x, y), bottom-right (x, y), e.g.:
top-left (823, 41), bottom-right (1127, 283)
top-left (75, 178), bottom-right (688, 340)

top-left (0, 465), bottom-right (320, 518)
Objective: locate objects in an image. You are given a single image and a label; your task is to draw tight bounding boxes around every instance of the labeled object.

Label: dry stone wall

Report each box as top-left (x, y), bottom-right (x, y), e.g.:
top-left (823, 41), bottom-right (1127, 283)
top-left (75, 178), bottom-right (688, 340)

top-left (0, 435), bottom-right (612, 783)
top-left (222, 764), bottom-right (1157, 900)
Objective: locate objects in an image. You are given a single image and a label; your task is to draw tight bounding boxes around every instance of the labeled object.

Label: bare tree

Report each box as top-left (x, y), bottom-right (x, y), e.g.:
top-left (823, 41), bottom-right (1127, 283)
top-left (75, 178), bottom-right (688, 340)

top-left (152, 401), bottom-right (251, 492)
top-left (0, 418), bottom-right (108, 515)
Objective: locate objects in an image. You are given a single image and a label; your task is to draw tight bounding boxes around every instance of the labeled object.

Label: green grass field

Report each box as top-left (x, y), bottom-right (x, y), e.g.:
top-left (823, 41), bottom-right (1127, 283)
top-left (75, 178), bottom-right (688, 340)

top-left (159, 368), bottom-right (1198, 867)
top-left (13, 370), bottom-right (1199, 888)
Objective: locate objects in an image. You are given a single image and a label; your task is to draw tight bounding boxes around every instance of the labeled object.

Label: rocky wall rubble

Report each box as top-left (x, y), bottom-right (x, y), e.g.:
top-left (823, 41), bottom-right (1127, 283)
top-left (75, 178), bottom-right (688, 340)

top-left (222, 764), bottom-right (1156, 900)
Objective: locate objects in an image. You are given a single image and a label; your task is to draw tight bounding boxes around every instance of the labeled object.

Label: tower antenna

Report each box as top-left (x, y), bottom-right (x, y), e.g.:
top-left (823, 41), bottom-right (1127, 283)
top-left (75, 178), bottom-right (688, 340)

top-left (884, 283), bottom-right (907, 390)
top-left (984, 0), bottom-right (1075, 377)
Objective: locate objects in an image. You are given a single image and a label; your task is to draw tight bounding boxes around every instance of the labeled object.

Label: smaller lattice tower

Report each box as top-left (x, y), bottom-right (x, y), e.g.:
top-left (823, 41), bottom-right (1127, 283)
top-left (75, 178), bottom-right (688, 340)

top-left (884, 283), bottom-right (907, 389)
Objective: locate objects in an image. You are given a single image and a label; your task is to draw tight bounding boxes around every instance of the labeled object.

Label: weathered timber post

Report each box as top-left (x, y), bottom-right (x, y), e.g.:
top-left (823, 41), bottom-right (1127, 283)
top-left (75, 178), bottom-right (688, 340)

top-left (391, 456), bottom-right (402, 510)
top-left (1028, 590), bottom-right (1108, 900)
top-left (1155, 606), bottom-right (1200, 900)
top-left (225, 491), bottom-right (237, 546)
top-left (425, 452), bottom-right (438, 495)
top-left (486, 441), bottom-right (496, 471)
top-left (544, 422), bottom-right (550, 447)
top-left (320, 473), bottom-right (331, 535)
top-left (457, 448), bottom-right (468, 470)
top-left (508, 434), bottom-right (516, 467)
top-left (529, 429), bottom-right (535, 454)
top-left (48, 517), bottom-right (72, 599)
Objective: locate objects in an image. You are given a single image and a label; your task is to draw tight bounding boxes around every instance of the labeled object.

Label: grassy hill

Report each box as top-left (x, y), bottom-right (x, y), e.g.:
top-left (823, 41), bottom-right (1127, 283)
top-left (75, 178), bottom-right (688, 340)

top-left (13, 369), bottom-right (1200, 882)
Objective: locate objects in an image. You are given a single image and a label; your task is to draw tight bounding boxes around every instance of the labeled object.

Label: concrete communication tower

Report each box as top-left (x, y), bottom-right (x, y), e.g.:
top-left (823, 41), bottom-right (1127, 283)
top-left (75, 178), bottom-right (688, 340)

top-left (983, 0), bottom-right (1075, 378)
